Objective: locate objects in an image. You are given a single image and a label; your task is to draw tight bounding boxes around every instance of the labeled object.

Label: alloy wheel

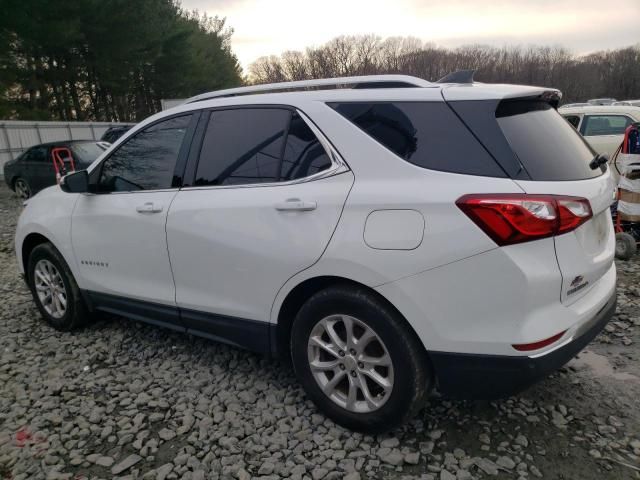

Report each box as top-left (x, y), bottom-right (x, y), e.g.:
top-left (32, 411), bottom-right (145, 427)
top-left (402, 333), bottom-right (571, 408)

top-left (307, 314), bottom-right (394, 413)
top-left (34, 259), bottom-right (67, 319)
top-left (14, 179), bottom-right (30, 199)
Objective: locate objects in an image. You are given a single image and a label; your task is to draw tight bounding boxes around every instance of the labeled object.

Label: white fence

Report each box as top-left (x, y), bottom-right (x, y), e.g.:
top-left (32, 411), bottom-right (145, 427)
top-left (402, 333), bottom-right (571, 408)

top-left (0, 120), bottom-right (134, 174)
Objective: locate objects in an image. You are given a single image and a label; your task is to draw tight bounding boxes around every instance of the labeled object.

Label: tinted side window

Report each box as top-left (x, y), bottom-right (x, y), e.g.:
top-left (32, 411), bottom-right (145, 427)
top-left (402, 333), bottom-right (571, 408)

top-left (281, 113), bottom-right (332, 181)
top-left (196, 109), bottom-right (289, 186)
top-left (23, 146), bottom-right (48, 163)
top-left (99, 115), bottom-right (191, 192)
top-left (581, 115), bottom-right (632, 136)
top-left (329, 102), bottom-right (505, 177)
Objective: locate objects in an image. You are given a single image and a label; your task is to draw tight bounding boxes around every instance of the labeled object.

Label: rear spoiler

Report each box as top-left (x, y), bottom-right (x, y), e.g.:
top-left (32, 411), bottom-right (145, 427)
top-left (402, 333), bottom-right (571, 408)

top-left (501, 90), bottom-right (563, 109)
top-left (442, 84), bottom-right (562, 108)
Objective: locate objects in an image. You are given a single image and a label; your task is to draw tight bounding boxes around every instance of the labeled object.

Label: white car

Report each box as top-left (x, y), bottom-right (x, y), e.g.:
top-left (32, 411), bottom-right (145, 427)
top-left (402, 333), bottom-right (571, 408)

top-left (613, 100), bottom-right (640, 107)
top-left (560, 105), bottom-right (640, 158)
top-left (15, 74), bottom-right (617, 432)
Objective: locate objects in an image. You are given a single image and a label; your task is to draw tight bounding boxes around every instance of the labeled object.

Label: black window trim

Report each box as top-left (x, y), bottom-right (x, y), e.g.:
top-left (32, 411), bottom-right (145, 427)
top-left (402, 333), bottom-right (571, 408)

top-left (180, 103), bottom-right (349, 191)
top-left (87, 111), bottom-right (200, 195)
top-left (562, 114), bottom-right (582, 130)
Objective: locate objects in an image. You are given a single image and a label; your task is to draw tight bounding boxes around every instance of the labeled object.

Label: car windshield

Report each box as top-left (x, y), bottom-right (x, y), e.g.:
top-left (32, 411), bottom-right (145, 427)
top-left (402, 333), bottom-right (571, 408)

top-left (70, 142), bottom-right (108, 164)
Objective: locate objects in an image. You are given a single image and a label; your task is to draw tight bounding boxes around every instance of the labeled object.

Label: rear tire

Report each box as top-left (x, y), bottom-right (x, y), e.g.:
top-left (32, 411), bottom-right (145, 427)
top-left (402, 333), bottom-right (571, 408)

top-left (615, 232), bottom-right (637, 260)
top-left (13, 177), bottom-right (31, 199)
top-left (290, 285), bottom-right (431, 433)
top-left (27, 243), bottom-right (90, 331)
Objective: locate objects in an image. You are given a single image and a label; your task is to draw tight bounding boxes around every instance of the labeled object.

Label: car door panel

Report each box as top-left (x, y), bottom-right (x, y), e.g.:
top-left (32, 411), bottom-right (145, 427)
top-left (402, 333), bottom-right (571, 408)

top-left (166, 172), bottom-right (354, 323)
top-left (70, 113), bottom-right (195, 325)
top-left (33, 147), bottom-right (56, 191)
top-left (583, 134), bottom-right (623, 156)
top-left (20, 146), bottom-right (49, 193)
top-left (71, 190), bottom-right (179, 305)
top-left (166, 106), bottom-right (354, 330)
top-left (581, 114), bottom-right (632, 156)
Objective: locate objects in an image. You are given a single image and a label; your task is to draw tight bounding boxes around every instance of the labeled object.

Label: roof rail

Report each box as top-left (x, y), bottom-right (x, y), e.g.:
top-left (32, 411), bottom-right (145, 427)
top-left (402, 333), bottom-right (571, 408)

top-left (185, 75), bottom-right (432, 104)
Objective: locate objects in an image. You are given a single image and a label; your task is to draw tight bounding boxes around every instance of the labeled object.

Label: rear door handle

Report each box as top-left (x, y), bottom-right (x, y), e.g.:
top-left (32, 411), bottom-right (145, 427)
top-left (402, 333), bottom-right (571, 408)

top-left (136, 202), bottom-right (163, 214)
top-left (274, 198), bottom-right (317, 212)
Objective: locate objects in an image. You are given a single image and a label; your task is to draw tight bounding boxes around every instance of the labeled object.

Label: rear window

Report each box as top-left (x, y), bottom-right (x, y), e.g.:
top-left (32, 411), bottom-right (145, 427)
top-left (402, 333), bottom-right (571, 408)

top-left (329, 102), bottom-right (505, 177)
top-left (496, 101), bottom-right (602, 180)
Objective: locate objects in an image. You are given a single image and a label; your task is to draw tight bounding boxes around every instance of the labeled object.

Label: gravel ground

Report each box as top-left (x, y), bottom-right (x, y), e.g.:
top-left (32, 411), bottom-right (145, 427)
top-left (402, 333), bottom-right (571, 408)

top-left (0, 183), bottom-right (639, 480)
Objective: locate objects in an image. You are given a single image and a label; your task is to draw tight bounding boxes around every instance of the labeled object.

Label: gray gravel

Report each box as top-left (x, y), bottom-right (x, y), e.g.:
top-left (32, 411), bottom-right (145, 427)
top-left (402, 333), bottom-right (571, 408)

top-left (0, 184), bottom-right (639, 480)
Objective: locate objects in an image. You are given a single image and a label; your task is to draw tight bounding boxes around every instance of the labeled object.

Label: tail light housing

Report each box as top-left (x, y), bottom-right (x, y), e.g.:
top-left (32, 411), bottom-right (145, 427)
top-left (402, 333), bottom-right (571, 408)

top-left (456, 194), bottom-right (592, 246)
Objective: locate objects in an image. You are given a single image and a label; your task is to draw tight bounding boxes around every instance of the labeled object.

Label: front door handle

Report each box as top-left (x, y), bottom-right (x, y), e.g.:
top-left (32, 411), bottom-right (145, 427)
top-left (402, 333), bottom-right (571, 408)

top-left (274, 198), bottom-right (317, 212)
top-left (136, 202), bottom-right (163, 214)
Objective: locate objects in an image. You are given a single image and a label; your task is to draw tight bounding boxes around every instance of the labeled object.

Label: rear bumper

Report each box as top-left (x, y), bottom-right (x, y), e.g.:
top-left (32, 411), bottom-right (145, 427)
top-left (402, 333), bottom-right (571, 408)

top-left (430, 289), bottom-right (616, 399)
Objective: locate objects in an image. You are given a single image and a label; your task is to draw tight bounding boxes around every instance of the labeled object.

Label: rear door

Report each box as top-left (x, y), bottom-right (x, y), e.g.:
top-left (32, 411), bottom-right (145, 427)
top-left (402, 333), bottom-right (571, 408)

top-left (166, 107), bottom-right (353, 344)
top-left (581, 114), bottom-right (633, 156)
top-left (21, 145), bottom-right (51, 192)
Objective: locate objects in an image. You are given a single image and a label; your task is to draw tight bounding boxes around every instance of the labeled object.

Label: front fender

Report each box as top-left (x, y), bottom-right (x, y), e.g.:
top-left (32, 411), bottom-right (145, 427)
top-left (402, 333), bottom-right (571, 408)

top-left (15, 186), bottom-right (80, 278)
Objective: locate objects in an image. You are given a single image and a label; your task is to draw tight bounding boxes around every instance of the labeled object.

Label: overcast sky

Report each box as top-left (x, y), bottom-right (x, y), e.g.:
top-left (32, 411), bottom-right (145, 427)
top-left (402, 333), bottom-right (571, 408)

top-left (182, 0), bottom-right (640, 70)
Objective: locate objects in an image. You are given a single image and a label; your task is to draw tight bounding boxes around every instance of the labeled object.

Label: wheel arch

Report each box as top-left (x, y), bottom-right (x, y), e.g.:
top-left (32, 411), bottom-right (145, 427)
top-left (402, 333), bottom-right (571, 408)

top-left (21, 232), bottom-right (52, 282)
top-left (274, 275), bottom-right (427, 361)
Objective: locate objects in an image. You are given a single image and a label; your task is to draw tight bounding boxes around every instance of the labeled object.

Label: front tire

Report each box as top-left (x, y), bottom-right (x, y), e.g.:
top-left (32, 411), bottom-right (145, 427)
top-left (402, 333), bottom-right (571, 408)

top-left (291, 285), bottom-right (432, 433)
top-left (27, 243), bottom-right (89, 331)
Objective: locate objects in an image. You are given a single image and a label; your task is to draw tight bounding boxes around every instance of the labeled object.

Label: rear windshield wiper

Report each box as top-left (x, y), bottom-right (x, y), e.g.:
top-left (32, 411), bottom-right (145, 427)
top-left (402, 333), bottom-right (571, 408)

top-left (589, 153), bottom-right (608, 170)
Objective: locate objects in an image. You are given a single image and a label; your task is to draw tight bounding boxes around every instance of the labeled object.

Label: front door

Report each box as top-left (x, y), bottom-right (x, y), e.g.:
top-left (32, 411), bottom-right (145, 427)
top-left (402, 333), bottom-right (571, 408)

top-left (166, 108), bottom-right (353, 347)
top-left (71, 114), bottom-right (195, 328)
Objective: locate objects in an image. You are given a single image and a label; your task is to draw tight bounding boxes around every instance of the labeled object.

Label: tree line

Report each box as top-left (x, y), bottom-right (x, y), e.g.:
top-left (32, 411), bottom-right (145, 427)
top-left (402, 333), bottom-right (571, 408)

top-left (0, 0), bottom-right (242, 122)
top-left (249, 36), bottom-right (640, 104)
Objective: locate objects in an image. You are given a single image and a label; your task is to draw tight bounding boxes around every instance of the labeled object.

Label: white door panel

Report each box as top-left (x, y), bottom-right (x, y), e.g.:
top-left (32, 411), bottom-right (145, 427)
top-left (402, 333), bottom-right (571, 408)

top-left (584, 134), bottom-right (623, 156)
top-left (71, 191), bottom-right (178, 304)
top-left (167, 172), bottom-right (354, 321)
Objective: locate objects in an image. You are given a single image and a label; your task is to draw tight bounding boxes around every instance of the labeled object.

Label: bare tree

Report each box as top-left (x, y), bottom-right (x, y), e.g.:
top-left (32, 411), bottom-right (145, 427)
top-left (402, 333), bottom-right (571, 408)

top-left (248, 35), bottom-right (640, 103)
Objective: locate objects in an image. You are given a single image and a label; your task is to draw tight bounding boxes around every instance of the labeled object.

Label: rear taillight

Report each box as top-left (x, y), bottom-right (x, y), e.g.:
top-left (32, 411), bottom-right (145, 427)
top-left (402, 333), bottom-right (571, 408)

top-left (456, 194), bottom-right (592, 246)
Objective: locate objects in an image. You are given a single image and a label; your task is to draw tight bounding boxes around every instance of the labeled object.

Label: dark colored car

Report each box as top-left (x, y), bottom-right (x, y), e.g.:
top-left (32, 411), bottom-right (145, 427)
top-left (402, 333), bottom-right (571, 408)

top-left (3, 140), bottom-right (108, 199)
top-left (100, 126), bottom-right (132, 144)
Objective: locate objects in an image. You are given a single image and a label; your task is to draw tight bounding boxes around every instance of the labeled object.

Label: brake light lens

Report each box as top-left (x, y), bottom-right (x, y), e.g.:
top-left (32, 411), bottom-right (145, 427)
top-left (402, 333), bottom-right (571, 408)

top-left (456, 194), bottom-right (592, 246)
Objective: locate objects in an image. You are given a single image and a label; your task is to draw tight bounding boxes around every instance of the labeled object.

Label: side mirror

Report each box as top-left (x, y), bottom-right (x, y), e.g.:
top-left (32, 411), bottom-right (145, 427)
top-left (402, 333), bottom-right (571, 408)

top-left (60, 170), bottom-right (89, 193)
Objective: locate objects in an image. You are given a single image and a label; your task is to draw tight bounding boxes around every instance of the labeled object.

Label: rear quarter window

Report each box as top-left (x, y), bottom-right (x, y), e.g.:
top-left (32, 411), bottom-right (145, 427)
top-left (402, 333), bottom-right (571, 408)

top-left (329, 102), bottom-right (506, 177)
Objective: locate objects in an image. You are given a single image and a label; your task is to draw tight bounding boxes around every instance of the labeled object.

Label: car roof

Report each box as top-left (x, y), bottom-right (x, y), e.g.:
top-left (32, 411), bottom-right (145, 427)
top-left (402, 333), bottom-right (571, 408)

top-left (558, 105), bottom-right (640, 116)
top-left (139, 76), bottom-right (560, 133)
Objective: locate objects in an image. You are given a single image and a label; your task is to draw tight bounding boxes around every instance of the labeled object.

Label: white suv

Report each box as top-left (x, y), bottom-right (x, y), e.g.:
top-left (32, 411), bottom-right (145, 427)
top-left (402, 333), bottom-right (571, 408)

top-left (15, 74), bottom-right (617, 432)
